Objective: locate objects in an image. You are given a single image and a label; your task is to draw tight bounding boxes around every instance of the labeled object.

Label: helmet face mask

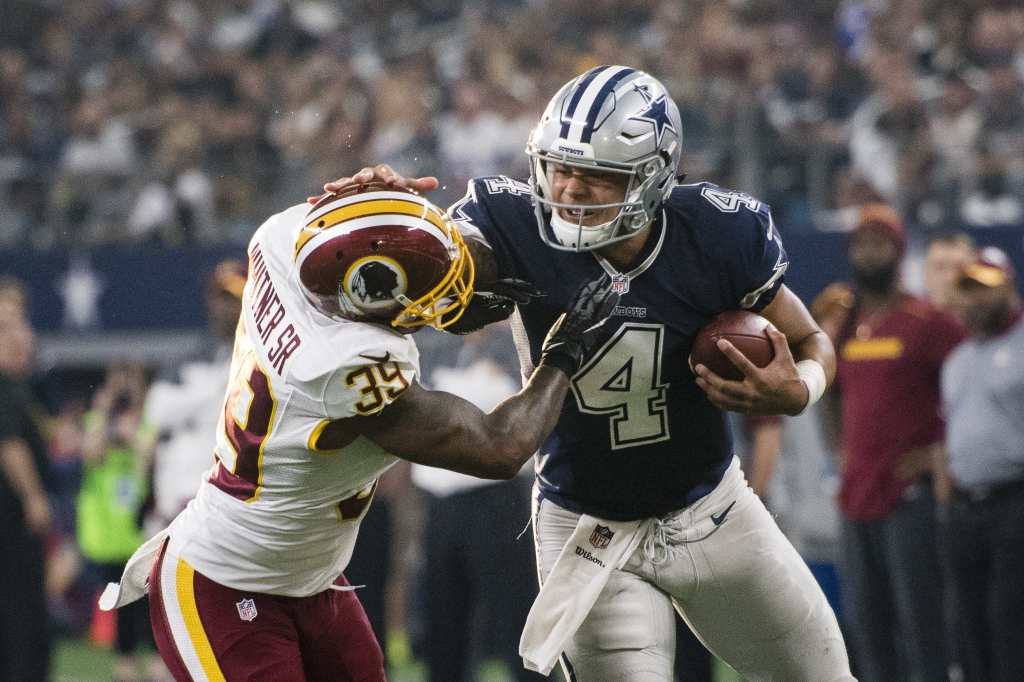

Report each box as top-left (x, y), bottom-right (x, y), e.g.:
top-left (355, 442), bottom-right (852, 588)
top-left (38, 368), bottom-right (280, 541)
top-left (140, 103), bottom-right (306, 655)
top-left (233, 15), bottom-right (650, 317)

top-left (296, 183), bottom-right (473, 329)
top-left (527, 67), bottom-right (682, 252)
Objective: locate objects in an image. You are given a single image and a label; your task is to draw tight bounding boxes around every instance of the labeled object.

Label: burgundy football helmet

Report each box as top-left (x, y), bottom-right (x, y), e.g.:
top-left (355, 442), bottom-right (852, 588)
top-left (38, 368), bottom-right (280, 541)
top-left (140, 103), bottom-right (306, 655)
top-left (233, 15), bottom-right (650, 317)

top-left (295, 183), bottom-right (474, 328)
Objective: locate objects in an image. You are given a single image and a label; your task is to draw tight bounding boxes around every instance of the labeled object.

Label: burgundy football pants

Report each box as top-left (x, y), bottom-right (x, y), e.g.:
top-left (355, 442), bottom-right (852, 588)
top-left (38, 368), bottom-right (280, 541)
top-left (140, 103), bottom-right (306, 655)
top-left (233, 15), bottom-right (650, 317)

top-left (148, 540), bottom-right (385, 682)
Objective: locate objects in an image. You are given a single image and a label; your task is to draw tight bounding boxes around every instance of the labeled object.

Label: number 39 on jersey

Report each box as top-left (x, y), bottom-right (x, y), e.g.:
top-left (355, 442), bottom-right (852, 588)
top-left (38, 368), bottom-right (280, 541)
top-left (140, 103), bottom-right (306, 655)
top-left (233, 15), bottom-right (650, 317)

top-left (570, 324), bottom-right (670, 450)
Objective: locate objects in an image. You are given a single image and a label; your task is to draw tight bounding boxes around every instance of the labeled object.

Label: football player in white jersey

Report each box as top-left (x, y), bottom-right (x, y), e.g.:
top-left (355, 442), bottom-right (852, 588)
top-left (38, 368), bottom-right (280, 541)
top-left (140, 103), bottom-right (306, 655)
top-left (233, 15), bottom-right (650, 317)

top-left (100, 183), bottom-right (620, 682)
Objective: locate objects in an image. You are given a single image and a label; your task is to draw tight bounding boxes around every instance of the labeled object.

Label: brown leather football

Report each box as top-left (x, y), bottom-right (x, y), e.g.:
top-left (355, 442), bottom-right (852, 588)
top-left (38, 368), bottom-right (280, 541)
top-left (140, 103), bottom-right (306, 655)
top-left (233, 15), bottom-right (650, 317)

top-left (689, 310), bottom-right (775, 381)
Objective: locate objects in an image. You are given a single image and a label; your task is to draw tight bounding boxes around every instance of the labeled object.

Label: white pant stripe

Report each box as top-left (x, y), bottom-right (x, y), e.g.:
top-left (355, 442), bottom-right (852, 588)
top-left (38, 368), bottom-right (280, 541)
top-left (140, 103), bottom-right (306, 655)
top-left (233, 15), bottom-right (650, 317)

top-left (159, 544), bottom-right (211, 682)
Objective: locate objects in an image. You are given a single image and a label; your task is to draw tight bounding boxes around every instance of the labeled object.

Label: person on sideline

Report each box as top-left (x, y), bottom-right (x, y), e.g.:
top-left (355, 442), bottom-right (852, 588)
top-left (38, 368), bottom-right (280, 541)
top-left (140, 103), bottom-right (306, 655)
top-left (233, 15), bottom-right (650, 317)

top-left (941, 247), bottom-right (1024, 682)
top-left (823, 205), bottom-right (964, 682)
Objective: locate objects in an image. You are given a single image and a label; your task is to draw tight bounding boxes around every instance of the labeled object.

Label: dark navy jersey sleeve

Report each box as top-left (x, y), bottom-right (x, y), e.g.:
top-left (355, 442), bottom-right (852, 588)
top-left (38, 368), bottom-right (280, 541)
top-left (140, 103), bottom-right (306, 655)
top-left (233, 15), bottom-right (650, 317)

top-left (672, 183), bottom-right (789, 313)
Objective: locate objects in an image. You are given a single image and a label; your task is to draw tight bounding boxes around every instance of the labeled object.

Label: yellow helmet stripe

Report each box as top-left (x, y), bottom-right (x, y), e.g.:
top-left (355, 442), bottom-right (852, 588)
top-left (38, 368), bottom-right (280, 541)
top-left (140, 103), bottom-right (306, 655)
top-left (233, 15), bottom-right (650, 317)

top-left (296, 197), bottom-right (447, 259)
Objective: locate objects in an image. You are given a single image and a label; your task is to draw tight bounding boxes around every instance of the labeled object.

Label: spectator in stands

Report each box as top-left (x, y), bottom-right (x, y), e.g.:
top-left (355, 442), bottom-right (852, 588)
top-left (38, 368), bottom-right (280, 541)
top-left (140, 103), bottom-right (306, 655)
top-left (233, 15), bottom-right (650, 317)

top-left (941, 247), bottom-right (1024, 682)
top-left (923, 232), bottom-right (975, 314)
top-left (54, 93), bottom-right (138, 243)
top-left (2, 0), bottom-right (1024, 246)
top-left (969, 13), bottom-right (1024, 223)
top-left (437, 79), bottom-right (535, 208)
top-left (0, 297), bottom-right (52, 682)
top-left (78, 359), bottom-right (166, 682)
top-left (978, 66), bottom-right (1024, 202)
top-left (127, 120), bottom-right (216, 244)
top-left (961, 149), bottom-right (1024, 228)
top-left (850, 48), bottom-right (934, 213)
top-left (369, 62), bottom-right (440, 190)
top-left (928, 72), bottom-right (982, 225)
top-left (822, 204), bottom-right (964, 682)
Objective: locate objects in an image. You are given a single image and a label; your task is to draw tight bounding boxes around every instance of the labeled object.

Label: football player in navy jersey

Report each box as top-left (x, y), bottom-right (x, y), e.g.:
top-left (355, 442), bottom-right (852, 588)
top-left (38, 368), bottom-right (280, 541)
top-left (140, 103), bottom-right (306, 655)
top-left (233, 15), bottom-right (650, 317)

top-left (318, 67), bottom-right (855, 682)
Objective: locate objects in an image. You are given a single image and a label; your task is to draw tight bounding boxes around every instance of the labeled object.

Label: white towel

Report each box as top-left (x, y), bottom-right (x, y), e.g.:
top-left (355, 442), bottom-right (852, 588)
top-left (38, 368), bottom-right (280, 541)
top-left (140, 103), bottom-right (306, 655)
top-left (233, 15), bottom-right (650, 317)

top-left (519, 514), bottom-right (647, 675)
top-left (98, 528), bottom-right (169, 611)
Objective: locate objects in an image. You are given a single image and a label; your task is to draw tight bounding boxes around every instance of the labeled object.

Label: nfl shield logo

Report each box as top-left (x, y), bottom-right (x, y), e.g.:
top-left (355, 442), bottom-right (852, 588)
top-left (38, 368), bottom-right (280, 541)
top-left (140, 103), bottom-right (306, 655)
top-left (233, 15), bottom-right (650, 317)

top-left (590, 525), bottom-right (614, 549)
top-left (236, 598), bottom-right (258, 622)
top-left (611, 274), bottom-right (629, 294)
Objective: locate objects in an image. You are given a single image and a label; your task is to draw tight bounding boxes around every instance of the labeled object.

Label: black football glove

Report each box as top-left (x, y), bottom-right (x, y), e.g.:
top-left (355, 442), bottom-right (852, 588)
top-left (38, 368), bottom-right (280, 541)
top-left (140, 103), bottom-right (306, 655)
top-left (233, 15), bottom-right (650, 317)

top-left (442, 278), bottom-right (543, 335)
top-left (540, 275), bottom-right (620, 378)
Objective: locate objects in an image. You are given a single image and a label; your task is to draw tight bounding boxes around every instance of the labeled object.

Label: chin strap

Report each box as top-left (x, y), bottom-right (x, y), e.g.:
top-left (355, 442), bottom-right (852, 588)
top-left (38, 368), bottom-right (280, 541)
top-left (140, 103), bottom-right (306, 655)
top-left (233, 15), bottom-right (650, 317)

top-left (548, 211), bottom-right (618, 249)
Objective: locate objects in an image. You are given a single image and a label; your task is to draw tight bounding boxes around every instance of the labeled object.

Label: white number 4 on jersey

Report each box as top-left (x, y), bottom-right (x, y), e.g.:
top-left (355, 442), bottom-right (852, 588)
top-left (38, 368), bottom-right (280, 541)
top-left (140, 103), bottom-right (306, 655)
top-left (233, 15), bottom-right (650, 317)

top-left (700, 186), bottom-right (761, 214)
top-left (571, 324), bottom-right (670, 450)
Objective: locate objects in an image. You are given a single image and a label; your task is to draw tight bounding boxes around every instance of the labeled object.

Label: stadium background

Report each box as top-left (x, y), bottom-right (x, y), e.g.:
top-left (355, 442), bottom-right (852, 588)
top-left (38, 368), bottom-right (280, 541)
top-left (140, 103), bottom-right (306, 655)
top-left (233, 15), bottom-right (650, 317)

top-left (3, 0), bottom-right (1024, 680)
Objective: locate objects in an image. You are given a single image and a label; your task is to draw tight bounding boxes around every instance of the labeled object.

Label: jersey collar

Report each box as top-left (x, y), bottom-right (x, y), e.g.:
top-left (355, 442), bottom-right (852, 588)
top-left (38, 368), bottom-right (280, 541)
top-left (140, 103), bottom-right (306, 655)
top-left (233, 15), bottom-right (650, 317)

top-left (593, 209), bottom-right (666, 279)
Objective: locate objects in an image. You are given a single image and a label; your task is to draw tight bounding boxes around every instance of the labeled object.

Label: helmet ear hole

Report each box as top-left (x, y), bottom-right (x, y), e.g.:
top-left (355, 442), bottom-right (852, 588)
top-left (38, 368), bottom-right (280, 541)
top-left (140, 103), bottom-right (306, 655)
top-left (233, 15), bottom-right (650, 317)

top-left (642, 158), bottom-right (664, 178)
top-left (370, 241), bottom-right (379, 251)
top-left (335, 251), bottom-right (344, 261)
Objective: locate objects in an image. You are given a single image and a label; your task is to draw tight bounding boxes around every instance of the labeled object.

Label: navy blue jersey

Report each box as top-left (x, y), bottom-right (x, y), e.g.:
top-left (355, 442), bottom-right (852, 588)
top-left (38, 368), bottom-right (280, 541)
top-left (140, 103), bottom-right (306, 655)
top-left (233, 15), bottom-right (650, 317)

top-left (450, 176), bottom-right (789, 521)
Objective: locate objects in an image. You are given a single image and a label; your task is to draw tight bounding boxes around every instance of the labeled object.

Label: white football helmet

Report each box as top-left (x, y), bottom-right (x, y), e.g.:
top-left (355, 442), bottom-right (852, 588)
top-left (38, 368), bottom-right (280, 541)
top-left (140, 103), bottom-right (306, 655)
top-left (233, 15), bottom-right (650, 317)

top-left (527, 66), bottom-right (683, 251)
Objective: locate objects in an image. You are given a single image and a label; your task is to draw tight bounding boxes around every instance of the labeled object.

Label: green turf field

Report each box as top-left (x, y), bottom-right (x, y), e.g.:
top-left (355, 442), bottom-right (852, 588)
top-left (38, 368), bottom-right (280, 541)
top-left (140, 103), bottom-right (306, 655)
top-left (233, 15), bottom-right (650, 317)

top-left (54, 637), bottom-right (742, 682)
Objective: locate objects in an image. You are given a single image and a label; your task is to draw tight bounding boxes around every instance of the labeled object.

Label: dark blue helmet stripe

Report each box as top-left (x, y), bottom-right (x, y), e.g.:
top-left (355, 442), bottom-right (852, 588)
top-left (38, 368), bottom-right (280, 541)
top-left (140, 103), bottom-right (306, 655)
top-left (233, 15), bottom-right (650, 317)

top-left (559, 67), bottom-right (605, 139)
top-left (580, 67), bottom-right (636, 143)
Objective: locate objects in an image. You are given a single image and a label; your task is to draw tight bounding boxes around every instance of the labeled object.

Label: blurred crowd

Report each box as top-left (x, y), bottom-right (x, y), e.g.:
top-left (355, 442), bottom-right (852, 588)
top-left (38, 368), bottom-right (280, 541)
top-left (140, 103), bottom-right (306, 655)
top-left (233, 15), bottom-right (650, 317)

top-left (1, 0), bottom-right (1024, 248)
top-left (3, 0), bottom-right (1024, 680)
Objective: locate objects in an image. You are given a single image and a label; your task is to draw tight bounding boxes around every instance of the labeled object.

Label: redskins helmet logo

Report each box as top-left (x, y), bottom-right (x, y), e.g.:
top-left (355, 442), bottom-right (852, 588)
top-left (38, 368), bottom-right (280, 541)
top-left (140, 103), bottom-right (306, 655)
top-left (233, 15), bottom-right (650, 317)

top-left (345, 257), bottom-right (407, 309)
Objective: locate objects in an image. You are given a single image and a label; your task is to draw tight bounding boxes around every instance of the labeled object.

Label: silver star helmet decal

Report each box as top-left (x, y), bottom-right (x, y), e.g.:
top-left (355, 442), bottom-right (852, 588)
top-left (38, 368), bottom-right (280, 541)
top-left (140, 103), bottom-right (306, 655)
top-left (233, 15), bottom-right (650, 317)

top-left (628, 87), bottom-right (677, 148)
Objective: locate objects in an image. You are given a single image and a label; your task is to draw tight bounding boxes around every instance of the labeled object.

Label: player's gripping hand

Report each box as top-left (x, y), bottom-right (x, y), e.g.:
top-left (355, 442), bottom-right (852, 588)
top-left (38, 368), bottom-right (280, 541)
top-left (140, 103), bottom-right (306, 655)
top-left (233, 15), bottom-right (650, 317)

top-left (442, 279), bottom-right (543, 335)
top-left (308, 165), bottom-right (434, 204)
top-left (693, 326), bottom-right (809, 416)
top-left (540, 276), bottom-right (620, 378)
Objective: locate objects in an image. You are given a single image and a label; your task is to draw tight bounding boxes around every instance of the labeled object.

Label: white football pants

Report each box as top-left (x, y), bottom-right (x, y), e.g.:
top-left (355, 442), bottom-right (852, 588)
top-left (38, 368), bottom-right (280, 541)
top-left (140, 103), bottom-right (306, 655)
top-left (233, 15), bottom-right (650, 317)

top-left (533, 457), bottom-right (856, 682)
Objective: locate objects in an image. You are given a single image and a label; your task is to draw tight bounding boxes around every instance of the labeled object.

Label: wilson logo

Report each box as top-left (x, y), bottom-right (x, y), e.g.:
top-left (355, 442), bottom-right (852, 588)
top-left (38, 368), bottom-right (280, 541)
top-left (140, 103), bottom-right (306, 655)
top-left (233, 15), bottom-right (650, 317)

top-left (575, 546), bottom-right (606, 567)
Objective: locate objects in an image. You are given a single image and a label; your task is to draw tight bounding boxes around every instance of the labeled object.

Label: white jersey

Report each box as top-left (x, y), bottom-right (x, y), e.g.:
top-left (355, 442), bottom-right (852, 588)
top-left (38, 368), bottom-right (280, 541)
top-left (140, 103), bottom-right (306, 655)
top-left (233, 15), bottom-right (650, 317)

top-left (166, 204), bottom-right (419, 597)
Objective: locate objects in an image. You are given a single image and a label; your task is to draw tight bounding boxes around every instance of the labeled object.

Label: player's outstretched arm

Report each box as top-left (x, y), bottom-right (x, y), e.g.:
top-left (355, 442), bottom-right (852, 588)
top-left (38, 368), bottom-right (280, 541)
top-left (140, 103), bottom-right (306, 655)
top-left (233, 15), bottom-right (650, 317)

top-left (694, 285), bottom-right (835, 416)
top-left (319, 278), bottom-right (620, 479)
top-left (349, 368), bottom-right (568, 479)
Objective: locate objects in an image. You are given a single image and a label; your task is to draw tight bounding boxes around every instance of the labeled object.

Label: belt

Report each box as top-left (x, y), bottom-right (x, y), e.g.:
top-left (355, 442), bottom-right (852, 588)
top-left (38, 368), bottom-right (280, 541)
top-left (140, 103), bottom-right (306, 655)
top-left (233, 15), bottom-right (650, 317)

top-left (956, 477), bottom-right (1024, 503)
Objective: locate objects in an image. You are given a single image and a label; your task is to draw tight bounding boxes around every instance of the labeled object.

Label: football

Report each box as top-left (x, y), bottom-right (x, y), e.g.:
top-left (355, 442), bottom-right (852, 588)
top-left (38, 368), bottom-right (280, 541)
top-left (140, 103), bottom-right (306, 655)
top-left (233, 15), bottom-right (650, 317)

top-left (689, 310), bottom-right (775, 381)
